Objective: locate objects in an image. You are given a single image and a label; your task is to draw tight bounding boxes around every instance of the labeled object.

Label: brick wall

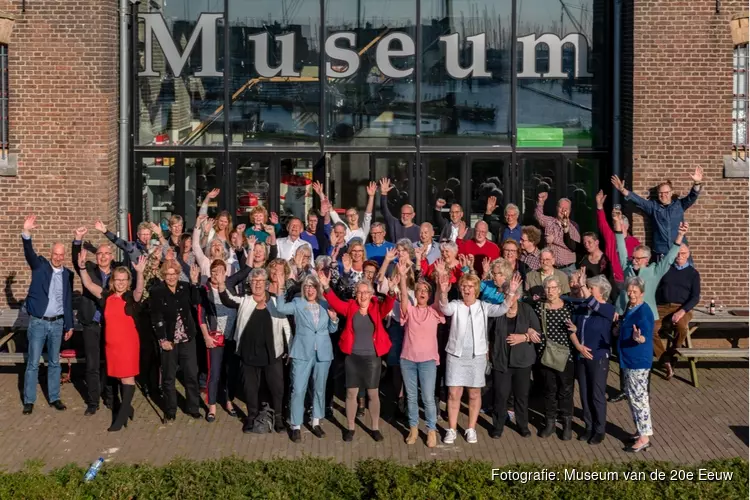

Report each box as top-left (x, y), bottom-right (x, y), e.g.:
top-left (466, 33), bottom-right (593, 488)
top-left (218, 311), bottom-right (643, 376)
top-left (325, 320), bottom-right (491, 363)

top-left (0, 1), bottom-right (119, 308)
top-left (628, 0), bottom-right (749, 308)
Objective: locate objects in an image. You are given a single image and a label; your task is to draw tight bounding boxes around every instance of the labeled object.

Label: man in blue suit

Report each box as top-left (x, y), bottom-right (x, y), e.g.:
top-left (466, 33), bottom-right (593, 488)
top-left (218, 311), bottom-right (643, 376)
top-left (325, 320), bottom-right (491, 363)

top-left (21, 215), bottom-right (74, 415)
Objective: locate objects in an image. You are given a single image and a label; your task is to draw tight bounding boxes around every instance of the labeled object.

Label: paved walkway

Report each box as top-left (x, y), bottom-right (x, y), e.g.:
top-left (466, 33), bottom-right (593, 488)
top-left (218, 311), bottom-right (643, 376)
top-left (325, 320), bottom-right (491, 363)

top-left (0, 361), bottom-right (746, 471)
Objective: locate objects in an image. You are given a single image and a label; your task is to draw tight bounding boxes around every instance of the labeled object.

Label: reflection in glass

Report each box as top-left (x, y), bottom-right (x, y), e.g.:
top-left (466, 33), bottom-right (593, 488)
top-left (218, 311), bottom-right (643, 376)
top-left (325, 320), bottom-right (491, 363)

top-left (329, 153), bottom-right (370, 215)
top-left (516, 0), bottom-right (608, 147)
top-left (426, 157), bottom-right (462, 218)
top-left (520, 157), bottom-right (557, 225)
top-left (136, 0), bottom-right (225, 147)
top-left (142, 157), bottom-right (176, 224)
top-left (184, 158), bottom-right (219, 229)
top-left (566, 156), bottom-right (601, 233)
top-left (420, 0), bottom-right (512, 146)
top-left (373, 157), bottom-right (413, 220)
top-left (279, 158), bottom-right (314, 224)
top-left (236, 157), bottom-right (271, 220)
top-left (469, 159), bottom-right (506, 227)
top-left (228, 0), bottom-right (321, 146)
top-left (325, 0), bottom-right (417, 146)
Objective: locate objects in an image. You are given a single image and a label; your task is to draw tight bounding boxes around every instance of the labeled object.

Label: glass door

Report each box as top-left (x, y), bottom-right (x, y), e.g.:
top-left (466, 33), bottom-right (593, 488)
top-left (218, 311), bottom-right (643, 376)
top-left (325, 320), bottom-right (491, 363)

top-left (371, 155), bottom-right (416, 224)
top-left (466, 155), bottom-right (511, 231)
top-left (182, 155), bottom-right (223, 230)
top-left (518, 155), bottom-right (565, 225)
top-left (231, 154), bottom-right (274, 224)
top-left (421, 155), bottom-right (466, 228)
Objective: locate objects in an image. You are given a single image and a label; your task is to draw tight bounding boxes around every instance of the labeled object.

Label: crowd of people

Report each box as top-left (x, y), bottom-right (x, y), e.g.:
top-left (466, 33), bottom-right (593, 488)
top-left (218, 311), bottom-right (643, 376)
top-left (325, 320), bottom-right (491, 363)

top-left (18, 168), bottom-right (704, 452)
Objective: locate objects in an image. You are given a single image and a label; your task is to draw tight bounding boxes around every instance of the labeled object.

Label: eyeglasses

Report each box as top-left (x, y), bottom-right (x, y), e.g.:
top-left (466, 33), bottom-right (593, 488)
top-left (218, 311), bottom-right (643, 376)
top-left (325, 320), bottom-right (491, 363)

top-left (96, 252), bottom-right (112, 256)
top-left (371, 231), bottom-right (385, 236)
top-left (400, 212), bottom-right (414, 216)
top-left (251, 279), bottom-right (267, 284)
top-left (303, 284), bottom-right (317, 289)
top-left (658, 190), bottom-right (672, 195)
top-left (544, 285), bottom-right (559, 291)
top-left (503, 248), bottom-right (518, 254)
top-left (165, 272), bottom-right (178, 277)
top-left (633, 255), bottom-right (649, 261)
top-left (351, 250), bottom-right (364, 254)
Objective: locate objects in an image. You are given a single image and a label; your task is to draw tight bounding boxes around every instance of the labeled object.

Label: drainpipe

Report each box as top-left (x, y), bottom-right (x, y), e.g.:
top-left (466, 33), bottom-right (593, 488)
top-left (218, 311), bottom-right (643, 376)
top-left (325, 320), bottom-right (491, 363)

top-left (612, 0), bottom-right (622, 203)
top-left (118, 0), bottom-right (130, 236)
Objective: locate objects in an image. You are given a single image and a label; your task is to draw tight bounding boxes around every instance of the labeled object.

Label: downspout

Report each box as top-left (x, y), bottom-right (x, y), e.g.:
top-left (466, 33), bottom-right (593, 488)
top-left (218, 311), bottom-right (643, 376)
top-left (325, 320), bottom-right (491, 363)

top-left (612, 0), bottom-right (622, 203)
top-left (118, 0), bottom-right (130, 235)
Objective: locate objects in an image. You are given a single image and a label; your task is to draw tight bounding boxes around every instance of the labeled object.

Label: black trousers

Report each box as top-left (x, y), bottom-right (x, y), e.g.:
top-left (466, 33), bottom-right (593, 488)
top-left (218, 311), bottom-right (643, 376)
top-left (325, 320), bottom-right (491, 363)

top-left (137, 312), bottom-right (160, 395)
top-left (435, 320), bottom-right (450, 400)
top-left (492, 366), bottom-right (532, 429)
top-left (243, 357), bottom-right (284, 422)
top-left (81, 323), bottom-right (113, 406)
top-left (540, 360), bottom-right (575, 419)
top-left (160, 340), bottom-right (200, 415)
top-left (206, 340), bottom-right (239, 406)
top-left (576, 356), bottom-right (609, 435)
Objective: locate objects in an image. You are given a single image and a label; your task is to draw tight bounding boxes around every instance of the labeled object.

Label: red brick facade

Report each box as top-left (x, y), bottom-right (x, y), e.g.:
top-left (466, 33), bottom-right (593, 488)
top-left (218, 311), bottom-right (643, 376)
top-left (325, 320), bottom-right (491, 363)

top-left (0, 1), bottom-right (119, 307)
top-left (626, 0), bottom-right (749, 308)
top-left (0, 1), bottom-right (746, 310)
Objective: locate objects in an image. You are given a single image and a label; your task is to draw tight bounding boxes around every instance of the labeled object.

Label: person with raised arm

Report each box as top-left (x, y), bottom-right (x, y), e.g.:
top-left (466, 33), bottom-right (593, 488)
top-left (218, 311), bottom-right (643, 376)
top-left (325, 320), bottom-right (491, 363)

top-left (611, 167), bottom-right (703, 260)
top-left (20, 215), bottom-right (75, 415)
top-left (378, 178), bottom-right (420, 243)
top-left (78, 251), bottom-right (147, 431)
top-left (244, 204), bottom-right (281, 243)
top-left (312, 180), bottom-right (375, 244)
top-left (192, 214), bottom-right (235, 285)
top-left (364, 222), bottom-right (395, 267)
top-left (433, 199), bottom-right (474, 243)
top-left (595, 190), bottom-right (640, 284)
top-left (95, 219), bottom-right (151, 264)
top-left (534, 191), bottom-right (580, 275)
top-left (72, 226), bottom-right (123, 415)
top-left (483, 196), bottom-right (522, 244)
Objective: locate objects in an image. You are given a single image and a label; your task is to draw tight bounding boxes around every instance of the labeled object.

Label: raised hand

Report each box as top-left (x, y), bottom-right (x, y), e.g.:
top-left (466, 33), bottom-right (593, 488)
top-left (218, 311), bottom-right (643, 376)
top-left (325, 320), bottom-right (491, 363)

top-left (689, 166), bottom-right (704, 184)
top-left (457, 254), bottom-right (469, 269)
top-left (366, 181), bottom-right (377, 197)
top-left (438, 272), bottom-right (451, 294)
top-left (312, 181), bottom-right (325, 197)
top-left (509, 272), bottom-right (523, 295)
top-left (379, 177), bottom-right (393, 195)
top-left (414, 245), bottom-right (426, 262)
top-left (265, 223), bottom-right (276, 236)
top-left (196, 214), bottom-right (208, 225)
top-left (341, 253), bottom-right (353, 273)
top-left (612, 214), bottom-right (623, 233)
top-left (537, 191), bottom-right (548, 204)
top-left (149, 222), bottom-right (163, 236)
top-left (23, 215), bottom-right (38, 234)
top-left (132, 255), bottom-right (147, 274)
top-left (269, 212), bottom-right (279, 225)
top-left (320, 198), bottom-right (331, 216)
top-left (466, 254), bottom-right (475, 269)
top-left (318, 269), bottom-right (331, 289)
top-left (396, 258), bottom-right (410, 277)
top-left (595, 189), bottom-right (606, 210)
top-left (236, 223), bottom-right (247, 234)
top-left (204, 218), bottom-right (215, 231)
top-left (74, 226), bottom-right (88, 240)
top-left (482, 257), bottom-right (491, 277)
top-left (94, 220), bottom-right (107, 233)
top-left (677, 221), bottom-right (689, 237)
top-left (435, 198), bottom-right (446, 210)
top-left (206, 188), bottom-right (221, 200)
top-left (611, 175), bottom-right (626, 192)
top-left (246, 235), bottom-right (257, 248)
top-left (383, 247), bottom-right (398, 263)
top-left (327, 308), bottom-right (338, 321)
top-left (486, 196), bottom-right (498, 215)
top-left (190, 263), bottom-right (200, 284)
top-left (77, 248), bottom-right (88, 268)
top-left (632, 324), bottom-right (644, 343)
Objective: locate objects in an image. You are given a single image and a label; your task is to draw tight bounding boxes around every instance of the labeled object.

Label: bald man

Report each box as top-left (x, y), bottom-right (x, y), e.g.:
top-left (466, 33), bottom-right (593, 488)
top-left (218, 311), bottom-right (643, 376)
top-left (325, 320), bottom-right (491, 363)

top-left (457, 220), bottom-right (500, 276)
top-left (378, 178), bottom-right (420, 243)
top-left (21, 215), bottom-right (75, 415)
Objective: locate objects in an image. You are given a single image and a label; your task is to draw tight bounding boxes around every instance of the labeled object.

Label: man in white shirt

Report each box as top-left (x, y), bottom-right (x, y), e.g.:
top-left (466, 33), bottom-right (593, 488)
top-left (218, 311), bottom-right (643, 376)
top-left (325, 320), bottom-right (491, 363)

top-left (276, 217), bottom-right (312, 261)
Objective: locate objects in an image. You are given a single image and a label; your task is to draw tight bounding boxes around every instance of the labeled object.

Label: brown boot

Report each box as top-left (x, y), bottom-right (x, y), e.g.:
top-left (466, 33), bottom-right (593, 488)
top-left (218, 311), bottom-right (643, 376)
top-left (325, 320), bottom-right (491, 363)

top-left (405, 426), bottom-right (419, 445)
top-left (426, 430), bottom-right (438, 448)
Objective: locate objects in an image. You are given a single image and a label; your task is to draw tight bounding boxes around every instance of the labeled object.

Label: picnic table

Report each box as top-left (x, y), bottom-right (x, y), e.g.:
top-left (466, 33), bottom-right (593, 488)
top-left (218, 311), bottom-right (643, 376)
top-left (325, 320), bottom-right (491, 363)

top-left (676, 308), bottom-right (749, 387)
top-left (0, 308), bottom-right (85, 365)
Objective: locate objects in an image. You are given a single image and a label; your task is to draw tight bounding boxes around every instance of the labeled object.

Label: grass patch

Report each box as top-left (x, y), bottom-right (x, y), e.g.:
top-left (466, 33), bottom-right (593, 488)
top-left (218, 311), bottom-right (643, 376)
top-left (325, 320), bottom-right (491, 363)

top-left (0, 457), bottom-right (745, 499)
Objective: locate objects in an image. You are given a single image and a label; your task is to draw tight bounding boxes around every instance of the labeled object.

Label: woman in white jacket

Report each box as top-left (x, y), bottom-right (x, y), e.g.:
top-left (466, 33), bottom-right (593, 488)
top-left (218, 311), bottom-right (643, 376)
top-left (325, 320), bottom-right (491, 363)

top-left (437, 271), bottom-right (522, 445)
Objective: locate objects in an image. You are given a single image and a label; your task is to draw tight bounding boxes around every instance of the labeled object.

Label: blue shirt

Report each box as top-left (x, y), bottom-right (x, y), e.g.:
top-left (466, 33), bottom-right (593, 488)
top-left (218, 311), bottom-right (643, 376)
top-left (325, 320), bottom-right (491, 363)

top-left (416, 241), bottom-right (441, 265)
top-left (625, 188), bottom-right (699, 256)
top-left (92, 269), bottom-right (111, 323)
top-left (574, 296), bottom-right (615, 360)
top-left (365, 241), bottom-right (395, 267)
top-left (43, 268), bottom-right (64, 317)
top-left (501, 225), bottom-right (522, 244)
top-left (300, 231), bottom-right (319, 252)
top-left (478, 280), bottom-right (505, 304)
top-left (618, 302), bottom-right (655, 370)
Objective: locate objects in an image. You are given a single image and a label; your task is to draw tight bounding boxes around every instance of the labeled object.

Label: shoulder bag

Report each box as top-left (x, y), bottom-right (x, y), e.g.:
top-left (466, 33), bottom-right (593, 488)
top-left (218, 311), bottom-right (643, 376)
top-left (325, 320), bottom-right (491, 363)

top-left (540, 304), bottom-right (570, 372)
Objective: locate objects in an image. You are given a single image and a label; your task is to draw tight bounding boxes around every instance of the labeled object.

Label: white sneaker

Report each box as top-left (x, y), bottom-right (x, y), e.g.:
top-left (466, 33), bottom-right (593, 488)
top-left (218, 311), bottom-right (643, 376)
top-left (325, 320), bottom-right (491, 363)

top-left (465, 428), bottom-right (478, 444)
top-left (443, 428), bottom-right (457, 444)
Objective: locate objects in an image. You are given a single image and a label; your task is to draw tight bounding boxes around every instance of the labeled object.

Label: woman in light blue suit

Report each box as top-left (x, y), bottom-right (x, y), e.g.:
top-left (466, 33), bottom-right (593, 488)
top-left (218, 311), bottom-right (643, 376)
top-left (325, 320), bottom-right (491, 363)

top-left (274, 273), bottom-right (339, 443)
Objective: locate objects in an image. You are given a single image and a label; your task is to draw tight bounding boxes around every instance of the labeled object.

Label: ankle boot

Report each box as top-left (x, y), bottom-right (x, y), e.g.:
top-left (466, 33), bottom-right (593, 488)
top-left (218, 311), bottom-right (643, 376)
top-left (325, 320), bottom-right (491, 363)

top-left (405, 426), bottom-right (419, 445)
top-left (108, 384), bottom-right (135, 432)
top-left (539, 417), bottom-right (556, 438)
top-left (561, 416), bottom-right (573, 441)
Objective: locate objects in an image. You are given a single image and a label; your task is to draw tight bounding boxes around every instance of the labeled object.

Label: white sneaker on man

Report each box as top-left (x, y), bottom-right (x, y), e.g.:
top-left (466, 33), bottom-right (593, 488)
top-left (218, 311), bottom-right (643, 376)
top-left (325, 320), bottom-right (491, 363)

top-left (443, 428), bottom-right (457, 444)
top-left (465, 428), bottom-right (478, 444)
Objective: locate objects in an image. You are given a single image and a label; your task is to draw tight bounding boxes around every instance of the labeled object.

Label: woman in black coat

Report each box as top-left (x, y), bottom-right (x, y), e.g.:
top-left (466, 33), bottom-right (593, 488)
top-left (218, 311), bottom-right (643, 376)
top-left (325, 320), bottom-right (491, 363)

top-left (489, 288), bottom-right (542, 438)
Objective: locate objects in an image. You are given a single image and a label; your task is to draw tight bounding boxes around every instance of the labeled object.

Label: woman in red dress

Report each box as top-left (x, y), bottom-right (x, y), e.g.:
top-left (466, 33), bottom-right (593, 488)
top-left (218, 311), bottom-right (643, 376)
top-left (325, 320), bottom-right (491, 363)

top-left (78, 251), bottom-right (146, 432)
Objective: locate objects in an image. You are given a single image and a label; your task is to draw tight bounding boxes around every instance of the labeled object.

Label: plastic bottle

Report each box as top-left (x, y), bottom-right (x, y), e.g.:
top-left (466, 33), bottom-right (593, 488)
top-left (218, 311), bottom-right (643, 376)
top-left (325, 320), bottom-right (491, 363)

top-left (84, 458), bottom-right (104, 482)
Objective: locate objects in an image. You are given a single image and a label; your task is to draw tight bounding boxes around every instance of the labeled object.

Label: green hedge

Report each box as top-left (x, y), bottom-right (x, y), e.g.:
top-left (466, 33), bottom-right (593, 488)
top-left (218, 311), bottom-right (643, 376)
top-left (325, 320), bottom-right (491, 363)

top-left (0, 457), bottom-right (746, 499)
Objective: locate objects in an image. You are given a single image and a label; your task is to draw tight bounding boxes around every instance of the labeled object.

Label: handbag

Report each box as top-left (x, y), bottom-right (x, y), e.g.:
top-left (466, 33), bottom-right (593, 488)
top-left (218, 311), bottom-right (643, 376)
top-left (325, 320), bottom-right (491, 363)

top-left (208, 330), bottom-right (225, 347)
top-left (540, 305), bottom-right (570, 372)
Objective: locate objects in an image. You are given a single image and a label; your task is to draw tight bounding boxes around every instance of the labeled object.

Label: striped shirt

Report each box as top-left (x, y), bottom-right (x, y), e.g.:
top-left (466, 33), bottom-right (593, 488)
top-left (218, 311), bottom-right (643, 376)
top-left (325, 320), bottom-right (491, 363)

top-left (534, 204), bottom-right (580, 266)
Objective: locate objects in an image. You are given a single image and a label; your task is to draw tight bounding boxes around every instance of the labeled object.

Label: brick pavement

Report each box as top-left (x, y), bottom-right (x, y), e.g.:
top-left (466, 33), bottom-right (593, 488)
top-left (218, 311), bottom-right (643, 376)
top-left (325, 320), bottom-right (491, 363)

top-left (0, 362), bottom-right (746, 471)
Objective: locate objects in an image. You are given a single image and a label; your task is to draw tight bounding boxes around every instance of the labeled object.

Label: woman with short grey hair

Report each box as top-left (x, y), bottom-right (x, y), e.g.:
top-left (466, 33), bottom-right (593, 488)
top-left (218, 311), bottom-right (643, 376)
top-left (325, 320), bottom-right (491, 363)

top-left (567, 270), bottom-right (616, 445)
top-left (618, 275), bottom-right (655, 453)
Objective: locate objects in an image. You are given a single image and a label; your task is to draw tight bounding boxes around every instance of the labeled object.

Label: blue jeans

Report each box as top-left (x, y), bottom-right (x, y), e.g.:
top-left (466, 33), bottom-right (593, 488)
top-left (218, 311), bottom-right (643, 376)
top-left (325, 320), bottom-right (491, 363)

top-left (400, 359), bottom-right (437, 430)
top-left (24, 316), bottom-right (63, 404)
top-left (290, 356), bottom-right (331, 426)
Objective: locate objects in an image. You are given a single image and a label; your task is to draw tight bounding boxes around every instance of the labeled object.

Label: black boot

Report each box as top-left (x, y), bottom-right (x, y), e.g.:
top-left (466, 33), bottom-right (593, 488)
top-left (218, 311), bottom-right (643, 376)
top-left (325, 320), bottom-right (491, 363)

top-left (539, 417), bottom-right (556, 438)
top-left (490, 414), bottom-right (505, 439)
top-left (108, 384), bottom-right (135, 432)
top-left (561, 416), bottom-right (573, 441)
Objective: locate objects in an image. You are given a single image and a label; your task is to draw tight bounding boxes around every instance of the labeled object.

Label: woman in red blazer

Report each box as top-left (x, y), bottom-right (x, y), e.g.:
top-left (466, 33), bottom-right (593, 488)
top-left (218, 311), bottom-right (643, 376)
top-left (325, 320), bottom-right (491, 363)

top-left (319, 271), bottom-right (395, 443)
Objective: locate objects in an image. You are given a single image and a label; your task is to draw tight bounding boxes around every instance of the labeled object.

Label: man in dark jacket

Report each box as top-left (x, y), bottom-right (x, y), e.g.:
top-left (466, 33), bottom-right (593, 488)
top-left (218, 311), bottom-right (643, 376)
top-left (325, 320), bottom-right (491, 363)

top-left (21, 215), bottom-right (74, 415)
top-left (72, 226), bottom-right (123, 415)
top-left (433, 199), bottom-right (474, 243)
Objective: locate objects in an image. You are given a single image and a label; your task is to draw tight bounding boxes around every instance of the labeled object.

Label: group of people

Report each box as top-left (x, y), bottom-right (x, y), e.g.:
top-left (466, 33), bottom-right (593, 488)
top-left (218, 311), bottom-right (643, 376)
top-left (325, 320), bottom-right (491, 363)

top-left (18, 168), bottom-right (704, 452)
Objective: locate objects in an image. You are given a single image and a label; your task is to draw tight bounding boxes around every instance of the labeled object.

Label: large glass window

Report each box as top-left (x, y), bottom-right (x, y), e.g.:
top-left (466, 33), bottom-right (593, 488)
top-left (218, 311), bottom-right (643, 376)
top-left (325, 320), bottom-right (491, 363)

top-left (279, 158), bottom-right (314, 224)
top-left (328, 153), bottom-right (370, 214)
top-left (373, 156), bottom-right (413, 220)
top-left (184, 157), bottom-right (219, 229)
top-left (516, 0), bottom-right (608, 148)
top-left (325, 0), bottom-right (417, 146)
top-left (235, 156), bottom-right (271, 221)
top-left (135, 1), bottom-right (225, 147)
top-left (469, 158), bottom-right (507, 228)
top-left (228, 0), bottom-right (321, 146)
top-left (566, 156), bottom-right (601, 233)
top-left (425, 156), bottom-right (462, 215)
top-left (420, 0), bottom-right (512, 146)
top-left (141, 156), bottom-right (176, 223)
top-left (520, 156), bottom-right (558, 225)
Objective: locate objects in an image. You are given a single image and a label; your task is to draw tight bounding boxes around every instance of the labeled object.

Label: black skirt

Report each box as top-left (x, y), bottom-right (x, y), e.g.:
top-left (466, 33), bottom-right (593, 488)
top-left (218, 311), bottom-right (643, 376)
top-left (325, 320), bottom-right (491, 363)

top-left (344, 354), bottom-right (381, 389)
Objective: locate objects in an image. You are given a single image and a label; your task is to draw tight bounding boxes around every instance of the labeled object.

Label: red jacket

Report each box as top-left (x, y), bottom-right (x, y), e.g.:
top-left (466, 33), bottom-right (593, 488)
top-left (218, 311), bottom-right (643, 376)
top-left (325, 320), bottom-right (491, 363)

top-left (596, 209), bottom-right (641, 282)
top-left (324, 288), bottom-right (396, 357)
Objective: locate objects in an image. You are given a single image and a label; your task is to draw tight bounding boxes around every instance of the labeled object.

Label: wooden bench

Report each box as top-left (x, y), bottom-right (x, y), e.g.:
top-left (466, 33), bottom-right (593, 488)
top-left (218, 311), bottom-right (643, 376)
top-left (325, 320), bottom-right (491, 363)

top-left (674, 309), bottom-right (749, 388)
top-left (0, 308), bottom-right (85, 365)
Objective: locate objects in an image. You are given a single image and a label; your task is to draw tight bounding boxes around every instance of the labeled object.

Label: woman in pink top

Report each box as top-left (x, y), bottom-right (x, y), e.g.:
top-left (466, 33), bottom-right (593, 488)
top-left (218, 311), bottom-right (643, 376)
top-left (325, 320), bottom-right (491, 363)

top-left (397, 260), bottom-right (445, 448)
